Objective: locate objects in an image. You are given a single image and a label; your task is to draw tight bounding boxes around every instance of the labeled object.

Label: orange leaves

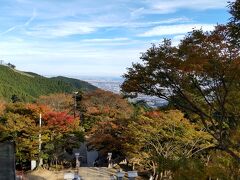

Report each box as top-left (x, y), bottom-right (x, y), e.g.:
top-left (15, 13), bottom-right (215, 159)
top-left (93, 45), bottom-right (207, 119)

top-left (0, 102), bottom-right (83, 163)
top-left (82, 89), bottom-right (133, 118)
top-left (81, 89), bottom-right (133, 130)
top-left (26, 103), bottom-right (52, 115)
top-left (2, 102), bottom-right (78, 136)
top-left (0, 94), bottom-right (87, 168)
top-left (43, 111), bottom-right (77, 133)
top-left (81, 89), bottom-right (134, 154)
top-left (86, 106), bottom-right (100, 115)
top-left (145, 110), bottom-right (164, 119)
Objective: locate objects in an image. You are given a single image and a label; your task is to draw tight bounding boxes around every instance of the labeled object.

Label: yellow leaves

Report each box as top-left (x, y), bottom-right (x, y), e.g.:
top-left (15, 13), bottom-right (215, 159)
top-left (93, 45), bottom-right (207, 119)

top-left (0, 99), bottom-right (6, 116)
top-left (126, 110), bottom-right (215, 170)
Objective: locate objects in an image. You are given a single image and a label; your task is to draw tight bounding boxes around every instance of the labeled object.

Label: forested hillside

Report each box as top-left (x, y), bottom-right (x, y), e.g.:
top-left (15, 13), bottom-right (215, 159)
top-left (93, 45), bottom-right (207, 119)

top-left (50, 76), bottom-right (97, 92)
top-left (0, 65), bottom-right (97, 101)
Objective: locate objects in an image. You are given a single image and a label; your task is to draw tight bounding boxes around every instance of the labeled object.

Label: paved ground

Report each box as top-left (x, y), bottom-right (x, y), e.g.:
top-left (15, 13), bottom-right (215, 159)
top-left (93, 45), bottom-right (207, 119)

top-left (26, 167), bottom-right (117, 180)
top-left (78, 167), bottom-right (116, 180)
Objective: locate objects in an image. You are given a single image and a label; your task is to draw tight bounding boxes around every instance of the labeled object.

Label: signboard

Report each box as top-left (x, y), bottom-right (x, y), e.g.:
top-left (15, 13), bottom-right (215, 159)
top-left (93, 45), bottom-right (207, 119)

top-left (64, 172), bottom-right (74, 180)
top-left (31, 160), bottom-right (37, 170)
top-left (0, 142), bottom-right (16, 180)
top-left (128, 171), bottom-right (138, 177)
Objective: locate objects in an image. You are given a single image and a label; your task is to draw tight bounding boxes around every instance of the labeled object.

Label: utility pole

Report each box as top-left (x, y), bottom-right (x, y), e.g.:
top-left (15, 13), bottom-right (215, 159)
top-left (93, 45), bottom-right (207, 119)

top-left (73, 92), bottom-right (78, 118)
top-left (39, 113), bottom-right (43, 166)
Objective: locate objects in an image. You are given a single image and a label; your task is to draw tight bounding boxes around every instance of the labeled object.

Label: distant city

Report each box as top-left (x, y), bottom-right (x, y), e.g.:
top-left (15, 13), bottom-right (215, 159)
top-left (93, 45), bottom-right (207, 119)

top-left (77, 76), bottom-right (168, 108)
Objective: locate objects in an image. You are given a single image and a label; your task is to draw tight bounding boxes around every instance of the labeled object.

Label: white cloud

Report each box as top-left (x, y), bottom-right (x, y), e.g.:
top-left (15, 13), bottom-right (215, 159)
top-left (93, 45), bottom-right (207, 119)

top-left (22, 17), bottom-right (191, 38)
top-left (126, 17), bottom-right (191, 27)
top-left (0, 38), bottom-right (147, 76)
top-left (138, 24), bottom-right (215, 37)
top-left (0, 0), bottom-right (231, 76)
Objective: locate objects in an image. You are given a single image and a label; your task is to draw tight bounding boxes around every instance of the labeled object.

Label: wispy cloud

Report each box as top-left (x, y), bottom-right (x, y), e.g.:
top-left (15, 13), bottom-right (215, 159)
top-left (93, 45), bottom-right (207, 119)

top-left (144, 0), bottom-right (234, 14)
top-left (0, 8), bottom-right (36, 35)
top-left (0, 0), bottom-right (231, 76)
top-left (0, 26), bottom-right (17, 35)
top-left (26, 22), bottom-right (96, 38)
top-left (125, 17), bottom-right (191, 28)
top-left (24, 9), bottom-right (36, 26)
top-left (22, 17), bottom-right (191, 38)
top-left (82, 38), bottom-right (129, 43)
top-left (138, 24), bottom-right (215, 37)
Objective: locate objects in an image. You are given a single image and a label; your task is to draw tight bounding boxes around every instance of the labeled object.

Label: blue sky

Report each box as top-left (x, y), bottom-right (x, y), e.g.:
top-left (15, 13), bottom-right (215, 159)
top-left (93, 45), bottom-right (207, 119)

top-left (0, 0), bottom-right (234, 77)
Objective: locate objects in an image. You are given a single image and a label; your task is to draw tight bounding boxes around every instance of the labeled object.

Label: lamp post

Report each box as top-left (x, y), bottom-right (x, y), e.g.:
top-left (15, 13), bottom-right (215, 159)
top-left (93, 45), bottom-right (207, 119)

top-left (107, 152), bottom-right (112, 168)
top-left (75, 153), bottom-right (80, 168)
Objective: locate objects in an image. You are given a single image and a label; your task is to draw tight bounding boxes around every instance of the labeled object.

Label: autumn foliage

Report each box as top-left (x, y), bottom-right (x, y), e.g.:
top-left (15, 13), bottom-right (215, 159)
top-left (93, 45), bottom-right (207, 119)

top-left (122, 25), bottom-right (240, 162)
top-left (37, 93), bottom-right (73, 112)
top-left (0, 102), bottom-right (83, 168)
top-left (80, 89), bottom-right (134, 130)
top-left (43, 111), bottom-right (77, 132)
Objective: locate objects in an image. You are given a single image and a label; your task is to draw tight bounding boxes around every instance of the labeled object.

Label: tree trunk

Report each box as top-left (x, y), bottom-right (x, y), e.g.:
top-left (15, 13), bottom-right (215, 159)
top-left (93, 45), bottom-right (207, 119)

top-left (224, 148), bottom-right (240, 163)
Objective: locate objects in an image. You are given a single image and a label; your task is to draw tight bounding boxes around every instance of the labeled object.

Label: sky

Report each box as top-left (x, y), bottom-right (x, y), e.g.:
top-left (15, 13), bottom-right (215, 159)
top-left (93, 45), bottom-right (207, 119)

top-left (0, 0), bottom-right (234, 77)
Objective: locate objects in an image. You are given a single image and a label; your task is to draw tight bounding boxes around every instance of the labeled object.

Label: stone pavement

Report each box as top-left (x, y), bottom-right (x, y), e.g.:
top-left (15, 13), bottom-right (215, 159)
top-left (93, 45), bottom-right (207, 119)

top-left (77, 167), bottom-right (116, 180)
top-left (26, 167), bottom-right (118, 180)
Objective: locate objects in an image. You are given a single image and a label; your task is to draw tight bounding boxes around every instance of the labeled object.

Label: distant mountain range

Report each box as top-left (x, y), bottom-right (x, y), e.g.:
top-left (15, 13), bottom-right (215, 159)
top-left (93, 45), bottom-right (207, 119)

top-left (0, 65), bottom-right (97, 102)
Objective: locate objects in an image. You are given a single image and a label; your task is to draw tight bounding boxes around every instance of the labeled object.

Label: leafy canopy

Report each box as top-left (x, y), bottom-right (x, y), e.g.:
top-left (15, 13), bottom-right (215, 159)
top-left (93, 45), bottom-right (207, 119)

top-left (121, 25), bottom-right (240, 161)
top-left (124, 110), bottom-right (214, 176)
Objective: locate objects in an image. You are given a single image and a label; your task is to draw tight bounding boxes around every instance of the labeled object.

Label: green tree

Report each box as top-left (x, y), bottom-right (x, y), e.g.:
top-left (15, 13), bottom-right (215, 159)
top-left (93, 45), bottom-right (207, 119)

top-left (11, 94), bottom-right (21, 103)
top-left (0, 65), bottom-right (97, 102)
